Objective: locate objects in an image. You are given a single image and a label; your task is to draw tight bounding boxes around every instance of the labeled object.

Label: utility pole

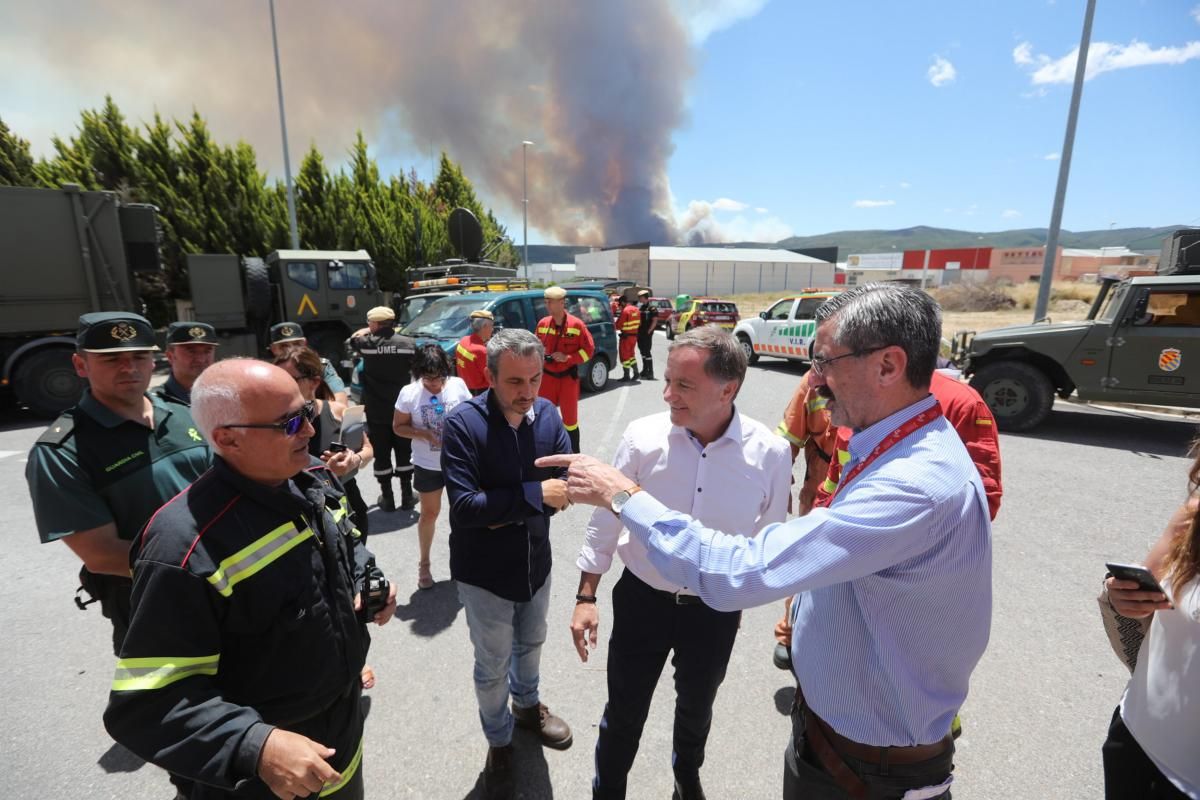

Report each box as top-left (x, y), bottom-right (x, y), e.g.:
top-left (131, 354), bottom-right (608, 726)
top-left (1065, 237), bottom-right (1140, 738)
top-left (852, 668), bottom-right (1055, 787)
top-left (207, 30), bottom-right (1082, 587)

top-left (270, 0), bottom-right (300, 250)
top-left (1033, 0), bottom-right (1096, 322)
top-left (522, 140), bottom-right (534, 280)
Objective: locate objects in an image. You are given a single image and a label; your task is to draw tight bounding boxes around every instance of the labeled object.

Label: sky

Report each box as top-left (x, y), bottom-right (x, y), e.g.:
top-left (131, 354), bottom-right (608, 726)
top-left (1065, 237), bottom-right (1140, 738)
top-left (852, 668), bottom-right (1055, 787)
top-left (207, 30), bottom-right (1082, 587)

top-left (1, 0), bottom-right (1197, 246)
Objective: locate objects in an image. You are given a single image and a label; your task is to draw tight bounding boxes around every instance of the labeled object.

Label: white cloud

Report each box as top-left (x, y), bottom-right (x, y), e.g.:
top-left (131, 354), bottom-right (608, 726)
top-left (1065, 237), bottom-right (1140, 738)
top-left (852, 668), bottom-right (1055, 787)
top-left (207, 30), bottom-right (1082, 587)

top-left (1192, 5), bottom-right (1200, 24)
top-left (754, 207), bottom-right (768, 214)
top-left (1002, 209), bottom-right (1022, 219)
top-left (672, 0), bottom-right (770, 44)
top-left (1015, 39), bottom-right (1200, 85)
top-left (1044, 152), bottom-right (1060, 160)
top-left (927, 56), bottom-right (957, 87)
top-left (853, 199), bottom-right (895, 208)
top-left (675, 199), bottom-right (793, 243)
top-left (711, 197), bottom-right (749, 212)
top-left (899, 181), bottom-right (912, 189)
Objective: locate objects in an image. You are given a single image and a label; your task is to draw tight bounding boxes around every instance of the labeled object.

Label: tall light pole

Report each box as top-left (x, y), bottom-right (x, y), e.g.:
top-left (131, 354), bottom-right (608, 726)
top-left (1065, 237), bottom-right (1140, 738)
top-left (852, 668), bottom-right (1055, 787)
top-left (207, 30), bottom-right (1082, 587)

top-left (522, 140), bottom-right (534, 280)
top-left (270, 0), bottom-right (300, 250)
top-left (1033, 0), bottom-right (1096, 322)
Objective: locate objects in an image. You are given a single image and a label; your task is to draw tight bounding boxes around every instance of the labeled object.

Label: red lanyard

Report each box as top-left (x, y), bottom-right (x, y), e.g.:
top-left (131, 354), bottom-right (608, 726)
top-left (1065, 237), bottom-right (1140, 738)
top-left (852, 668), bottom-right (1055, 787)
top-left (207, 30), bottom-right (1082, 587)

top-left (816, 402), bottom-right (943, 508)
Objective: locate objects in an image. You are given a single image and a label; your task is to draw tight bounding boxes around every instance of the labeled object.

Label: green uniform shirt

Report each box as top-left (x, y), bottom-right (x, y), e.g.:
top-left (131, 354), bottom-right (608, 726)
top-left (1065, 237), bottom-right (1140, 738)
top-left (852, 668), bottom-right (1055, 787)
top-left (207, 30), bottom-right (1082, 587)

top-left (26, 390), bottom-right (212, 544)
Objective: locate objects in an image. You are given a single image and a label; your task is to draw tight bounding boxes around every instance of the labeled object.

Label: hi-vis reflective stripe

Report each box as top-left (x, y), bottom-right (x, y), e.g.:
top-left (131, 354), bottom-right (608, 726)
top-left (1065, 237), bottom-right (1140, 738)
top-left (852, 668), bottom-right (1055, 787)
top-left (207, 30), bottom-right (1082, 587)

top-left (755, 343), bottom-right (810, 356)
top-left (536, 326), bottom-right (553, 335)
top-left (207, 522), bottom-right (313, 597)
top-left (577, 349), bottom-right (590, 362)
top-left (806, 396), bottom-right (828, 413)
top-left (774, 421), bottom-right (803, 446)
top-left (320, 737), bottom-right (364, 796)
top-left (335, 498), bottom-right (362, 540)
top-left (565, 327), bottom-right (581, 336)
top-left (112, 654), bottom-right (219, 692)
top-left (456, 344), bottom-right (476, 362)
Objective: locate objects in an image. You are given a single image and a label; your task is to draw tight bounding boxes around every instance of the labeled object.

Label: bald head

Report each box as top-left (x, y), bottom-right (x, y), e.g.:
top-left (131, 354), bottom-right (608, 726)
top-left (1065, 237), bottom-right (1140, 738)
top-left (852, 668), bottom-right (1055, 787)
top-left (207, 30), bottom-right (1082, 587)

top-left (192, 359), bottom-right (315, 484)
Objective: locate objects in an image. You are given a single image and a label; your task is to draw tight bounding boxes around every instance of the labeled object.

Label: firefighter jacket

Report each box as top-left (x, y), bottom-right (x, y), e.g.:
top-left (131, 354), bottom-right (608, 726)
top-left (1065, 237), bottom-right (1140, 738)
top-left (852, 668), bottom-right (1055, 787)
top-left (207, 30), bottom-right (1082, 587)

top-left (617, 304), bottom-right (640, 338)
top-left (347, 326), bottom-right (416, 424)
top-left (455, 333), bottom-right (490, 391)
top-left (104, 456), bottom-right (373, 796)
top-left (535, 313), bottom-right (595, 379)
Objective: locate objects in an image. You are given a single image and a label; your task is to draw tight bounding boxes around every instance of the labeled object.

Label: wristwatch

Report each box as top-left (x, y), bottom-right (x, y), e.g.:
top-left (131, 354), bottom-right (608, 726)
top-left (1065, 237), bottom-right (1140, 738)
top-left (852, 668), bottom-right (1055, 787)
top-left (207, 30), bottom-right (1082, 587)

top-left (610, 485), bottom-right (642, 516)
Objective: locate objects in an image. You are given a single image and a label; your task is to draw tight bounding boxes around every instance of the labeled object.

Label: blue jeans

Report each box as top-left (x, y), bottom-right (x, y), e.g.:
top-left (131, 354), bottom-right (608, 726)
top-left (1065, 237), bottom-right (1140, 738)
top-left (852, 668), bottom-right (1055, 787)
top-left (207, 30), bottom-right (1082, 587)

top-left (458, 577), bottom-right (552, 746)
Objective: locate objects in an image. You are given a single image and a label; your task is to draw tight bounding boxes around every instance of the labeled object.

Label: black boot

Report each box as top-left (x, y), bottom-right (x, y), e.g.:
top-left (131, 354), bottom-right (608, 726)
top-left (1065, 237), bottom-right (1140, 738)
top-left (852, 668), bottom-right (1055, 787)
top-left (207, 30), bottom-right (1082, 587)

top-left (377, 479), bottom-right (395, 513)
top-left (399, 472), bottom-right (417, 510)
top-left (621, 367), bottom-right (631, 381)
top-left (640, 358), bottom-right (655, 380)
top-left (567, 427), bottom-right (580, 454)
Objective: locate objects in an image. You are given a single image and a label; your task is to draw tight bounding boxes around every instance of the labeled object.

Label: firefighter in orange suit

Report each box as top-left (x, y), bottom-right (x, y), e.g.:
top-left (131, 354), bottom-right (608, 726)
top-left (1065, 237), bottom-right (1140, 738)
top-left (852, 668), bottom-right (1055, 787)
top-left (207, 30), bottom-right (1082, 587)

top-left (616, 296), bottom-right (641, 382)
top-left (535, 286), bottom-right (595, 454)
top-left (455, 309), bottom-right (494, 396)
top-left (775, 370), bottom-right (838, 516)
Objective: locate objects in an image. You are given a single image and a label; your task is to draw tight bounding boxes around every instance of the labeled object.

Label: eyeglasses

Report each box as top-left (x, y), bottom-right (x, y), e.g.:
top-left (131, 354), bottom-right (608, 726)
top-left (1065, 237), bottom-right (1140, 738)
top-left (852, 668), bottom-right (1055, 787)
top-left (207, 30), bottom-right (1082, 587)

top-left (809, 346), bottom-right (888, 376)
top-left (220, 400), bottom-right (316, 436)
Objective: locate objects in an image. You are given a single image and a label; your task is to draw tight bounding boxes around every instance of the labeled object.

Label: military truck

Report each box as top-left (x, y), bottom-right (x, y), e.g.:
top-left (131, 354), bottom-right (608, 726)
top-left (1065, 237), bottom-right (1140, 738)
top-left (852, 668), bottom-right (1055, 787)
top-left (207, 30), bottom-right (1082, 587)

top-left (0, 184), bottom-right (381, 416)
top-left (952, 229), bottom-right (1200, 431)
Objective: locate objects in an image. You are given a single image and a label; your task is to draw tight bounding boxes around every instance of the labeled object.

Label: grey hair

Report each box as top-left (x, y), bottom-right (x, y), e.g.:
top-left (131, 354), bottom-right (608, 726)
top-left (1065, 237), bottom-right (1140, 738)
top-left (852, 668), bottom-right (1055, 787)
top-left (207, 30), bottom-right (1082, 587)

top-left (470, 316), bottom-right (494, 334)
top-left (190, 358), bottom-right (251, 447)
top-left (669, 325), bottom-right (747, 388)
top-left (814, 283), bottom-right (941, 389)
top-left (486, 327), bottom-right (544, 375)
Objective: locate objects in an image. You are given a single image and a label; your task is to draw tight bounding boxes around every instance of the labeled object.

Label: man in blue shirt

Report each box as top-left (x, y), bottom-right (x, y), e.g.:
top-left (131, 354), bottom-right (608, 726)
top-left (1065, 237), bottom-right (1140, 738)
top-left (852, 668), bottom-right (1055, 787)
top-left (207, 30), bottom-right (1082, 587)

top-left (441, 328), bottom-right (575, 800)
top-left (540, 283), bottom-right (992, 800)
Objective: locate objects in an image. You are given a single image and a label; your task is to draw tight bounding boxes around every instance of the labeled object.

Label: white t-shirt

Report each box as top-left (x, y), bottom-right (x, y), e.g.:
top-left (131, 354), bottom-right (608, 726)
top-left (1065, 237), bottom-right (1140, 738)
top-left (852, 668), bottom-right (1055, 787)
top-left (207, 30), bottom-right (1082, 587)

top-left (394, 377), bottom-right (471, 471)
top-left (1121, 574), bottom-right (1200, 798)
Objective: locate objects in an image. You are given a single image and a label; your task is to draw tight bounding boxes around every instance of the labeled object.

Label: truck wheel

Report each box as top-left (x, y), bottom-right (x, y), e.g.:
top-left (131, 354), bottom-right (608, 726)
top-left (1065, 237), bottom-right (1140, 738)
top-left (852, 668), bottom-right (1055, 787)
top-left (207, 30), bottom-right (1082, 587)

top-left (970, 361), bottom-right (1054, 432)
top-left (581, 354), bottom-right (610, 393)
top-left (737, 334), bottom-right (759, 365)
top-left (244, 261), bottom-right (272, 320)
top-left (14, 348), bottom-right (84, 418)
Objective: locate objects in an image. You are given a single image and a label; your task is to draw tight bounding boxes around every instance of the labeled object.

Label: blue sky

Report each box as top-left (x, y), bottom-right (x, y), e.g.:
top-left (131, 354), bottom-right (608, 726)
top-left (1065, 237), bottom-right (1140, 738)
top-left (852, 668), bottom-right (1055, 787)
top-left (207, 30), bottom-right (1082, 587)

top-left (1, 0), bottom-right (1197, 245)
top-left (662, 0), bottom-right (1200, 242)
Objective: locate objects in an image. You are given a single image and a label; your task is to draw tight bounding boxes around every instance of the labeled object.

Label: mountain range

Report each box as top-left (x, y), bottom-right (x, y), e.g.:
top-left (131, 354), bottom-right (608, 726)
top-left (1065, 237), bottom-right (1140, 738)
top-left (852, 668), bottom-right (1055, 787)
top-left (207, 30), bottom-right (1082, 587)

top-left (525, 224), bottom-right (1188, 264)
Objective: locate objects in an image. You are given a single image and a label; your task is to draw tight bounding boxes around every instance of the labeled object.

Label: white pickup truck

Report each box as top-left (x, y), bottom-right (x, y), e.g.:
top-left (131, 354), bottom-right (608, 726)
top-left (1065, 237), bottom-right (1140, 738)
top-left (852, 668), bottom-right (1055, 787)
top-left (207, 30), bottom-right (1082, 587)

top-left (733, 290), bottom-right (839, 366)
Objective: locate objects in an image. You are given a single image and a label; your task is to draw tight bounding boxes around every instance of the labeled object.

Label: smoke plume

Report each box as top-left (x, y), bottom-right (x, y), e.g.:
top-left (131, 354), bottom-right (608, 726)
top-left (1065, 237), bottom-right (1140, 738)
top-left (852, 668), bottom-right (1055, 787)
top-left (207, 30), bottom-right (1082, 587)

top-left (1, 0), bottom-right (712, 245)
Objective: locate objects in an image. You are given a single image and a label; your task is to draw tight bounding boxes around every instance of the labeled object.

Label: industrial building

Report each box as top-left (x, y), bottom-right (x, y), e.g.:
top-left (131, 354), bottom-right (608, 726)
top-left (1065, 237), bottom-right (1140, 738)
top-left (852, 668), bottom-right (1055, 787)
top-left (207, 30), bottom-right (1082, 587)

top-left (574, 246), bottom-right (836, 297)
top-left (841, 246), bottom-right (1158, 287)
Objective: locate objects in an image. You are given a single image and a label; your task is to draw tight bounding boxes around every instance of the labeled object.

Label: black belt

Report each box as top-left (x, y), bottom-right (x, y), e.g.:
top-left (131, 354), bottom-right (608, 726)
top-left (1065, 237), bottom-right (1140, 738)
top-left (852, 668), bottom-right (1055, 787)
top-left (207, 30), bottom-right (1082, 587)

top-left (629, 571), bottom-right (704, 605)
top-left (544, 367), bottom-right (577, 378)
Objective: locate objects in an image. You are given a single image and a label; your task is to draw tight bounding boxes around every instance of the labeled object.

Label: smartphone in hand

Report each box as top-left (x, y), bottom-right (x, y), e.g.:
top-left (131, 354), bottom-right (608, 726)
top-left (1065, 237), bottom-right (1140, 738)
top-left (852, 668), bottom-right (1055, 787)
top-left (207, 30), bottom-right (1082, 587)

top-left (327, 442), bottom-right (349, 453)
top-left (1105, 562), bottom-right (1166, 594)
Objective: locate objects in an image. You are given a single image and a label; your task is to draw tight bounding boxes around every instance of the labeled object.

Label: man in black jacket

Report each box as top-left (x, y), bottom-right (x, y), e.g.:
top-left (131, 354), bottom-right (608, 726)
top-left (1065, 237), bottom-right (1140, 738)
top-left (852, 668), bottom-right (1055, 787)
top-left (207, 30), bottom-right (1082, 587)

top-left (636, 289), bottom-right (658, 380)
top-left (441, 328), bottom-right (574, 800)
top-left (104, 359), bottom-right (397, 800)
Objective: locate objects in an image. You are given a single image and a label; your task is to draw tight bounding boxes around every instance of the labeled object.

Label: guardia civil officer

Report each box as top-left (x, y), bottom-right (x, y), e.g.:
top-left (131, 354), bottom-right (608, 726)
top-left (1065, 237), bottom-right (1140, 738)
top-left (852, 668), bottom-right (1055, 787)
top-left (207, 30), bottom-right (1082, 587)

top-left (635, 289), bottom-right (657, 380)
top-left (347, 307), bottom-right (417, 511)
top-left (104, 359), bottom-right (398, 800)
top-left (269, 321), bottom-right (349, 405)
top-left (157, 321), bottom-right (219, 404)
top-left (25, 312), bottom-right (212, 657)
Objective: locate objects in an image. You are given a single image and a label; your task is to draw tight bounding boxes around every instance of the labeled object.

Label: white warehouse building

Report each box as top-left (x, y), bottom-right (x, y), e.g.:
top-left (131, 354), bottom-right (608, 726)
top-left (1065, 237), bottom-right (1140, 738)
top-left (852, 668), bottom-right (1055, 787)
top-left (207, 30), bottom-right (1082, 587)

top-left (574, 246), bottom-right (835, 297)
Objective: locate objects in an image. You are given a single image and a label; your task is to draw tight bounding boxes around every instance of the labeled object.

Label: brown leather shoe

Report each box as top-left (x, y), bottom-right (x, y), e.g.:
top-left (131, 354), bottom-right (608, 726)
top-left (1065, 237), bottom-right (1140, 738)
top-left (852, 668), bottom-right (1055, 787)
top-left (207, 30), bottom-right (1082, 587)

top-left (512, 702), bottom-right (573, 749)
top-left (483, 744), bottom-right (514, 800)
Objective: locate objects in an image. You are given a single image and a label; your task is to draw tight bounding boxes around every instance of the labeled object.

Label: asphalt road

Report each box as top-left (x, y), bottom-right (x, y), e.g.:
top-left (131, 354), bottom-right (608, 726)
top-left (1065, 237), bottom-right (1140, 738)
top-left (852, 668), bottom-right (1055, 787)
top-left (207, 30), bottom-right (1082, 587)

top-left (1, 331), bottom-right (1195, 799)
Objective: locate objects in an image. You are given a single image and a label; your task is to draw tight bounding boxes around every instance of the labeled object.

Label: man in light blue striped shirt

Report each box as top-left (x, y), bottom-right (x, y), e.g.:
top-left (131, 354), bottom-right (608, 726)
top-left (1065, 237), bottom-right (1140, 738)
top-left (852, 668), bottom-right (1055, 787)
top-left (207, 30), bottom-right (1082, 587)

top-left (539, 284), bottom-right (992, 800)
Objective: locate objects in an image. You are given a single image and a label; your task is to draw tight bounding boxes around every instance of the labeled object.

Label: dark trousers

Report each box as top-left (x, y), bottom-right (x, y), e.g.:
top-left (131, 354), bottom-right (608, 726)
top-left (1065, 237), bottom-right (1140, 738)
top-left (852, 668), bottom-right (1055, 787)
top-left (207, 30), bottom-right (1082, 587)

top-left (366, 422), bottom-right (411, 484)
top-left (1102, 706), bottom-right (1189, 799)
top-left (592, 570), bottom-right (741, 799)
top-left (783, 703), bottom-right (953, 800)
top-left (343, 478), bottom-right (369, 537)
top-left (637, 332), bottom-right (653, 359)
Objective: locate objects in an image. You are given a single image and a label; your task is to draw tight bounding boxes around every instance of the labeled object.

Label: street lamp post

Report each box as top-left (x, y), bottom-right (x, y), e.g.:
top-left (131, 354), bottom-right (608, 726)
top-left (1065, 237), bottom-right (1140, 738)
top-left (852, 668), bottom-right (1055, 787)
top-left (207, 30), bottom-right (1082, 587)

top-left (269, 0), bottom-right (300, 250)
top-left (522, 140), bottom-right (534, 280)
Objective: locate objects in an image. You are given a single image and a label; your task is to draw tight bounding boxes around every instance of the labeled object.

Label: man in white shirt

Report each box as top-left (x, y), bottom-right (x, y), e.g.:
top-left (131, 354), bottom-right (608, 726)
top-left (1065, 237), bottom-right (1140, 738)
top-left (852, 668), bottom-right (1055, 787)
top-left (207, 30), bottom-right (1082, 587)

top-left (572, 326), bottom-right (791, 800)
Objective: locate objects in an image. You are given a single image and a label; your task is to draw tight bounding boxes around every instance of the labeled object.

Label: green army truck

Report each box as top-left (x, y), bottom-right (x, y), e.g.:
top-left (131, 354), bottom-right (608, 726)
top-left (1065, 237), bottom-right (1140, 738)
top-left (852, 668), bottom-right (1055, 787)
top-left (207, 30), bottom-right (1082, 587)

top-left (953, 229), bottom-right (1200, 431)
top-left (0, 184), bottom-right (381, 417)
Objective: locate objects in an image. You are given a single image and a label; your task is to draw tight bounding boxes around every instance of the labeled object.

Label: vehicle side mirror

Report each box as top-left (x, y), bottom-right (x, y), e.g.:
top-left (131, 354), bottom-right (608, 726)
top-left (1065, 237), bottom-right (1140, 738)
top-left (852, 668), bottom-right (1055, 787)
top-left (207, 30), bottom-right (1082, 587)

top-left (759, 311), bottom-right (768, 320)
top-left (1127, 293), bottom-right (1150, 326)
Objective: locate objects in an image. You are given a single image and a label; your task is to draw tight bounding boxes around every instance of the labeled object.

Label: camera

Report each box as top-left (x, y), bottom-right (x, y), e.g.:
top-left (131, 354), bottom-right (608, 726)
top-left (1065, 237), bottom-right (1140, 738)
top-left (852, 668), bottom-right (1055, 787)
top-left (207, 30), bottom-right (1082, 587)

top-left (359, 557), bottom-right (391, 622)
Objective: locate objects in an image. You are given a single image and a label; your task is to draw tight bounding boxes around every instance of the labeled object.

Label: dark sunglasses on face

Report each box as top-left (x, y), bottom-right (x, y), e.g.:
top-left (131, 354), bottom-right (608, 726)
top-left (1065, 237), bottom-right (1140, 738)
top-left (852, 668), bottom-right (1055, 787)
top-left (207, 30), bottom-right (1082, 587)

top-left (220, 400), bottom-right (316, 436)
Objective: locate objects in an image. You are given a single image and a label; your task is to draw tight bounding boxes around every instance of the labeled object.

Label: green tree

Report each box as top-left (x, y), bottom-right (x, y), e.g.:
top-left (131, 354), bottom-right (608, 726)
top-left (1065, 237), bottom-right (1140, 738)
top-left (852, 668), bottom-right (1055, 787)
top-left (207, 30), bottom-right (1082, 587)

top-left (0, 117), bottom-right (36, 186)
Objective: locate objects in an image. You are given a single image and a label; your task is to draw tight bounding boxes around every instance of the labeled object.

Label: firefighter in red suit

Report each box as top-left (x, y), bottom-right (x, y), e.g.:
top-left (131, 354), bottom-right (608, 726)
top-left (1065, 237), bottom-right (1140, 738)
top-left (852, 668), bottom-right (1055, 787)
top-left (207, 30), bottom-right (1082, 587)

top-left (536, 286), bottom-right (595, 454)
top-left (455, 309), bottom-right (494, 396)
top-left (615, 296), bottom-right (641, 382)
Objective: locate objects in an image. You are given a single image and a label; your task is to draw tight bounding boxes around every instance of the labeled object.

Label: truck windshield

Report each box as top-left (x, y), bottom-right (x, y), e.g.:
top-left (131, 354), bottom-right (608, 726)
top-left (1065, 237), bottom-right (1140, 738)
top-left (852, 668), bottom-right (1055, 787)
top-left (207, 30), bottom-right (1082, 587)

top-left (1095, 283), bottom-right (1128, 323)
top-left (402, 295), bottom-right (487, 338)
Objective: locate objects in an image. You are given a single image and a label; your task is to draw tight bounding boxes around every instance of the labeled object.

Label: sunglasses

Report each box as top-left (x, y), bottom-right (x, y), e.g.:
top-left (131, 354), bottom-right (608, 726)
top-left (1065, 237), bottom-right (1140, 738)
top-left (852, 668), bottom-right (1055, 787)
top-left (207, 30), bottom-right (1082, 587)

top-left (220, 400), bottom-right (316, 436)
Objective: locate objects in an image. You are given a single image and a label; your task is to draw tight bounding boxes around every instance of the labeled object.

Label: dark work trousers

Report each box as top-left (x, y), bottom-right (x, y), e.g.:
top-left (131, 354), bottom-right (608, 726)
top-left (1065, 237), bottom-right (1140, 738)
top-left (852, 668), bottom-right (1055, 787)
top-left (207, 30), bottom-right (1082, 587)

top-left (1102, 706), bottom-right (1189, 799)
top-left (592, 569), bottom-right (741, 799)
top-left (366, 422), bottom-right (412, 485)
top-left (637, 332), bottom-right (653, 361)
top-left (343, 477), bottom-right (369, 538)
top-left (783, 700), bottom-right (954, 800)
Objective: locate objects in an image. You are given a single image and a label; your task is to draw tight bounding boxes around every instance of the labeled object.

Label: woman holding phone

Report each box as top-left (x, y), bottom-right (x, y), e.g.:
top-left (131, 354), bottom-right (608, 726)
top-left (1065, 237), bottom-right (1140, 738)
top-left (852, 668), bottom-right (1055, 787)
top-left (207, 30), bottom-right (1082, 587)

top-left (393, 344), bottom-right (471, 590)
top-left (1102, 445), bottom-right (1200, 799)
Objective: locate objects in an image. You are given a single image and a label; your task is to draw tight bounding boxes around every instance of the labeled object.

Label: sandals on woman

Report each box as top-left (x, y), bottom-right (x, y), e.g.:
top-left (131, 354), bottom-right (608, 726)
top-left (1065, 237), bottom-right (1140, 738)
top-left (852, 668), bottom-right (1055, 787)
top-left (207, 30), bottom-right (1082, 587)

top-left (418, 560), bottom-right (434, 590)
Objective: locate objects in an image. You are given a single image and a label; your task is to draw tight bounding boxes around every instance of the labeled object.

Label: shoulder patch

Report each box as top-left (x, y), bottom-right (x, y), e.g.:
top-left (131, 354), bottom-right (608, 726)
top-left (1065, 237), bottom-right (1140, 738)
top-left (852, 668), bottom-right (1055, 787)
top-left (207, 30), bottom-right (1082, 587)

top-left (36, 413), bottom-right (76, 446)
